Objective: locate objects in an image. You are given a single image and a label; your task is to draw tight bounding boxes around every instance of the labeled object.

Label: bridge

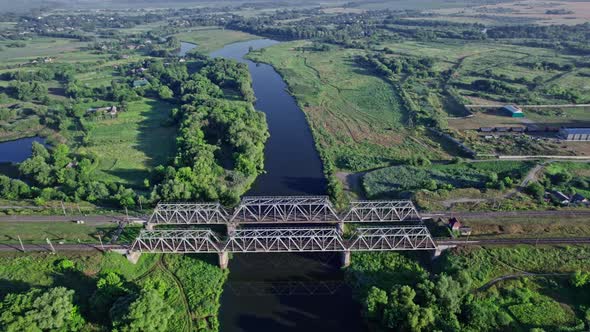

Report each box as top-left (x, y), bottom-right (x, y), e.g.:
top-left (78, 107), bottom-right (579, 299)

top-left (130, 196), bottom-right (436, 268)
top-left (147, 196), bottom-right (421, 225)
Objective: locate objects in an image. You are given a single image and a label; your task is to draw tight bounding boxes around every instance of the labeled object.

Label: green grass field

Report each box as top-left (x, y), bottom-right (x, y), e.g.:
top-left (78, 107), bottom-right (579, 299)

top-left (363, 161), bottom-right (534, 199)
top-left (249, 41), bottom-right (449, 171)
top-left (80, 98), bottom-right (176, 188)
top-left (175, 27), bottom-right (258, 54)
top-left (375, 39), bottom-right (590, 106)
top-left (0, 37), bottom-right (91, 65)
top-left (0, 221), bottom-right (117, 244)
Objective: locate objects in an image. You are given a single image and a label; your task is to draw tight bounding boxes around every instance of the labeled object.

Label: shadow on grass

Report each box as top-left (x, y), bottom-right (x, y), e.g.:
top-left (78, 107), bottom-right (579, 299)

top-left (0, 278), bottom-right (31, 298)
top-left (104, 99), bottom-right (177, 188)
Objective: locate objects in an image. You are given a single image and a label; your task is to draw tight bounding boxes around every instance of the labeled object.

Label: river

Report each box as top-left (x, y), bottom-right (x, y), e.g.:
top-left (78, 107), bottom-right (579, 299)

top-left (205, 39), bottom-right (365, 332)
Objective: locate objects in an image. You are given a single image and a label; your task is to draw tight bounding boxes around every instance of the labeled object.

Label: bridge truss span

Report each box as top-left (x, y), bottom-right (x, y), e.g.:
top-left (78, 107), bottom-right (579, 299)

top-left (131, 226), bottom-right (436, 254)
top-left (224, 227), bottom-right (346, 252)
top-left (131, 229), bottom-right (220, 253)
top-left (147, 196), bottom-right (424, 225)
top-left (230, 196), bottom-right (340, 223)
top-left (148, 202), bottom-right (229, 224)
top-left (348, 226), bottom-right (436, 251)
top-left (341, 200), bottom-right (421, 223)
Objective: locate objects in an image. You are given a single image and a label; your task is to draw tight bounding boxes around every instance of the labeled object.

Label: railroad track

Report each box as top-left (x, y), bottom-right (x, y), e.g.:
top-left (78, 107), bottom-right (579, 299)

top-left (437, 237), bottom-right (590, 246)
top-left (4, 237), bottom-right (590, 253)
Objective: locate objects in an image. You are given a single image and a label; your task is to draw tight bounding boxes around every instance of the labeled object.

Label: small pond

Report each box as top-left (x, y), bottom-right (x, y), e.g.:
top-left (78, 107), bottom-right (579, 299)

top-left (0, 137), bottom-right (46, 163)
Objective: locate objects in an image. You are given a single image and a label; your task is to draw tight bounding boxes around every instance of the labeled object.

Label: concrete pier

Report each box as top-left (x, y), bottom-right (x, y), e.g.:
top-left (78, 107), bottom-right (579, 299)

top-left (431, 245), bottom-right (456, 260)
top-left (218, 251), bottom-right (229, 269)
top-left (341, 251), bottom-right (351, 268)
top-left (126, 251), bottom-right (141, 264)
top-left (226, 223), bottom-right (238, 236)
top-left (337, 222), bottom-right (345, 234)
top-left (145, 223), bottom-right (154, 231)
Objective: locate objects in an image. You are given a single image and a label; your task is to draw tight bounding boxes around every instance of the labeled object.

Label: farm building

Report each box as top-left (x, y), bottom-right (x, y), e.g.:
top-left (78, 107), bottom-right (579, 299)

top-left (501, 105), bottom-right (525, 118)
top-left (571, 194), bottom-right (588, 204)
top-left (448, 217), bottom-right (462, 231)
top-left (559, 128), bottom-right (590, 141)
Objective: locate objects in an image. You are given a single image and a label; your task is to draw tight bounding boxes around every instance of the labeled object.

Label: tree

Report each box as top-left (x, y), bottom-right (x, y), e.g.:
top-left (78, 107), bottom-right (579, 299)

top-left (382, 285), bottom-right (435, 332)
top-left (111, 290), bottom-right (174, 332)
top-left (91, 272), bottom-right (127, 320)
top-left (158, 86), bottom-right (173, 99)
top-left (364, 286), bottom-right (388, 319)
top-left (552, 171), bottom-right (573, 185)
top-left (525, 182), bottom-right (545, 200)
top-left (571, 270), bottom-right (590, 288)
top-left (0, 287), bottom-right (84, 332)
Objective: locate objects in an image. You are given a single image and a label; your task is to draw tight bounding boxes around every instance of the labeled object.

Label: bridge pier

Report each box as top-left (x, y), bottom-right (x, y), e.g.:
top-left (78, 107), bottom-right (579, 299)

top-left (218, 251), bottom-right (229, 269)
top-left (226, 223), bottom-right (238, 236)
top-left (126, 251), bottom-right (141, 264)
top-left (341, 251), bottom-right (351, 268)
top-left (431, 245), bottom-right (456, 260)
top-left (337, 222), bottom-right (345, 234)
top-left (145, 223), bottom-right (155, 231)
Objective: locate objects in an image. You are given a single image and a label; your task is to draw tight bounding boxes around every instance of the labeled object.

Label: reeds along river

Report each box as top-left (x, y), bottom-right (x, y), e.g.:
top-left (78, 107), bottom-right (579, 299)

top-left (205, 39), bottom-right (366, 332)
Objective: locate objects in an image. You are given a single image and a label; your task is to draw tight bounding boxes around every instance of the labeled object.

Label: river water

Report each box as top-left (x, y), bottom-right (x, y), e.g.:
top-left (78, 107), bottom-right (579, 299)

top-left (210, 39), bottom-right (327, 196)
top-left (206, 39), bottom-right (365, 332)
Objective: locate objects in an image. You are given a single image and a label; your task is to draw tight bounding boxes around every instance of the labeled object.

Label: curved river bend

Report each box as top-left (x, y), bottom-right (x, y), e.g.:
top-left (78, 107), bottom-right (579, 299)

top-left (210, 40), bottom-right (327, 196)
top-left (206, 40), bottom-right (365, 332)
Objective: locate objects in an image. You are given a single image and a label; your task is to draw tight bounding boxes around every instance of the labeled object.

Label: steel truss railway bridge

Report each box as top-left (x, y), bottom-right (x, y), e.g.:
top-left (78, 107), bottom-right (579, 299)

top-left (129, 196), bottom-right (440, 268)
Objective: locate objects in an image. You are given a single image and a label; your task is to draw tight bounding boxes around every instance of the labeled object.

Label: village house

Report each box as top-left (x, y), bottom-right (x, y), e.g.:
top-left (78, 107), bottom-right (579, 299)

top-left (571, 193), bottom-right (588, 205)
top-left (549, 190), bottom-right (570, 205)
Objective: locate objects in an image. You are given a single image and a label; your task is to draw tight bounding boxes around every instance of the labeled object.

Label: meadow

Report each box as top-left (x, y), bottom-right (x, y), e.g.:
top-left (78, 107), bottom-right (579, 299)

top-left (0, 221), bottom-right (117, 244)
top-left (175, 27), bottom-right (258, 54)
top-left (79, 98), bottom-right (176, 188)
top-left (362, 160), bottom-right (534, 199)
top-left (0, 37), bottom-right (92, 66)
top-left (249, 41), bottom-right (450, 172)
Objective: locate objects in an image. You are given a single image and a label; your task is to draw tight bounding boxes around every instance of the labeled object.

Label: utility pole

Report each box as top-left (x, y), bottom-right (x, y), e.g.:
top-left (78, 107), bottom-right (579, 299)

top-left (46, 238), bottom-right (55, 253)
top-left (60, 201), bottom-right (66, 216)
top-left (17, 235), bottom-right (25, 252)
top-left (139, 197), bottom-right (143, 212)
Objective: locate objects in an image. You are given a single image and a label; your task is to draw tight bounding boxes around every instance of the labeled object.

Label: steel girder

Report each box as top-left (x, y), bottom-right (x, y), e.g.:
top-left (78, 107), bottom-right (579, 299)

top-left (341, 200), bottom-right (421, 222)
top-left (131, 229), bottom-right (220, 253)
top-left (230, 196), bottom-right (340, 223)
top-left (223, 227), bottom-right (346, 252)
top-left (130, 226), bottom-right (437, 253)
top-left (147, 197), bottom-right (423, 225)
top-left (348, 226), bottom-right (436, 251)
top-left (148, 202), bottom-right (229, 224)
